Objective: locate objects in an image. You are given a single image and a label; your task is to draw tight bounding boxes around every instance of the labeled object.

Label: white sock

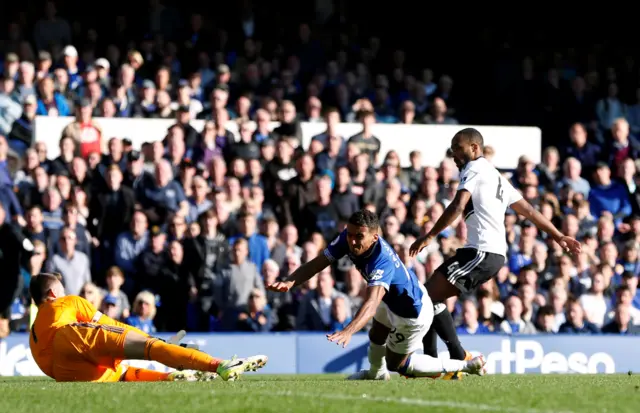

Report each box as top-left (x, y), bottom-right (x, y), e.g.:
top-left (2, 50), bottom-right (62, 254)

top-left (368, 342), bottom-right (387, 375)
top-left (404, 354), bottom-right (468, 377)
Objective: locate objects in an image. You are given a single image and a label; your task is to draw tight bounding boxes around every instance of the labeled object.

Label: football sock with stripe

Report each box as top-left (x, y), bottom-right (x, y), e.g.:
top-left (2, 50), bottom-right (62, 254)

top-left (368, 342), bottom-right (388, 375)
top-left (144, 338), bottom-right (221, 372)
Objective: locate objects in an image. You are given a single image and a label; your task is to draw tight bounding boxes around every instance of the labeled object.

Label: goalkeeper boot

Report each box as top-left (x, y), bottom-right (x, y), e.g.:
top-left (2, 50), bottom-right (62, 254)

top-left (217, 355), bottom-right (268, 381)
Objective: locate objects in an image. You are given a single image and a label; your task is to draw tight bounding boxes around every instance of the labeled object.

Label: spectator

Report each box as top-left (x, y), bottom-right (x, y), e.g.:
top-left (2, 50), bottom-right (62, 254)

top-left (579, 271), bottom-right (610, 327)
top-left (221, 238), bottom-right (264, 325)
top-left (0, 202), bottom-right (34, 338)
top-left (100, 266), bottom-right (131, 319)
top-left (457, 299), bottom-right (492, 335)
top-left (89, 164), bottom-right (137, 265)
top-left (182, 209), bottom-right (229, 330)
top-left (558, 299), bottom-right (600, 334)
top-left (79, 282), bottom-right (103, 309)
top-left (556, 157), bottom-right (590, 198)
top-left (0, 77), bottom-right (23, 137)
top-left (588, 162), bottom-right (632, 227)
top-left (138, 160), bottom-right (188, 224)
top-left (237, 288), bottom-right (275, 332)
top-left (124, 291), bottom-right (157, 334)
top-left (347, 110), bottom-right (380, 165)
top-left (602, 304), bottom-right (640, 334)
top-left (228, 210), bottom-right (270, 271)
top-left (329, 296), bottom-right (352, 331)
top-left (563, 123), bottom-right (600, 175)
top-left (47, 226), bottom-right (91, 296)
top-left (535, 306), bottom-right (557, 333)
top-left (114, 211), bottom-right (149, 281)
top-left (61, 99), bottom-right (102, 159)
top-left (499, 295), bottom-right (537, 335)
top-left (296, 268), bottom-right (350, 331)
top-left (8, 96), bottom-right (37, 156)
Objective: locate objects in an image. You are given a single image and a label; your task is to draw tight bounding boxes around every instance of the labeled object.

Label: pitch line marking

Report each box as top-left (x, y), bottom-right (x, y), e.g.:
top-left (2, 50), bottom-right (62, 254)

top-left (254, 390), bottom-right (577, 413)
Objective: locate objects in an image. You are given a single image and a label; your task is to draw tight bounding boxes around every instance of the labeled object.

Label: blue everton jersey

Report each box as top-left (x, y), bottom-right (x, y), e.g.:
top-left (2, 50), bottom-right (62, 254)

top-left (323, 230), bottom-right (424, 319)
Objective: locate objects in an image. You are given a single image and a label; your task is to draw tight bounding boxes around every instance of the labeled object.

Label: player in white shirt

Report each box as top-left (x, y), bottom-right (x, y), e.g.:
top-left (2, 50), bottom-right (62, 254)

top-left (410, 128), bottom-right (581, 379)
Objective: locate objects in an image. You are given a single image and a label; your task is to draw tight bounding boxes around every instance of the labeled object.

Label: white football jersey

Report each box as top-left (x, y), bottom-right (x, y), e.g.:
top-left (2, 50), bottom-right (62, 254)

top-left (457, 157), bottom-right (522, 257)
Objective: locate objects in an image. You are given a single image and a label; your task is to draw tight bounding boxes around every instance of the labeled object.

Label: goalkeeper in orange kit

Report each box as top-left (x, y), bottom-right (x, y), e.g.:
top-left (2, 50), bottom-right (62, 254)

top-left (29, 273), bottom-right (267, 382)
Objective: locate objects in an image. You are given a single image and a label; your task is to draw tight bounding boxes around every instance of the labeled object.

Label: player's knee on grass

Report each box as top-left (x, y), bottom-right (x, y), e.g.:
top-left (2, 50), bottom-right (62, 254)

top-left (384, 350), bottom-right (409, 372)
top-left (123, 330), bottom-right (150, 359)
top-left (368, 320), bottom-right (389, 346)
top-left (426, 271), bottom-right (460, 303)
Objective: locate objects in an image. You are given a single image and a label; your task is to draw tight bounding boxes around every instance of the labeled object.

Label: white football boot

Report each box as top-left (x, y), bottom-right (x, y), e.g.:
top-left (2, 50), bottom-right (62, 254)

top-left (347, 369), bottom-right (391, 380)
top-left (464, 355), bottom-right (487, 376)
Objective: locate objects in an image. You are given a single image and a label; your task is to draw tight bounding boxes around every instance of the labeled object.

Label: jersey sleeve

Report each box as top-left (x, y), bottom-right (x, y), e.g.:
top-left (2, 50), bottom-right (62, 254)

top-left (72, 296), bottom-right (101, 323)
top-left (323, 230), bottom-right (349, 263)
top-left (458, 167), bottom-right (479, 195)
top-left (503, 176), bottom-right (523, 206)
top-left (366, 258), bottom-right (395, 291)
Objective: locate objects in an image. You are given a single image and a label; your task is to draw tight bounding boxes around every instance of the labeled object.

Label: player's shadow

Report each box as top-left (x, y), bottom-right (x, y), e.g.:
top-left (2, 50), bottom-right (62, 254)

top-left (323, 342), bottom-right (368, 373)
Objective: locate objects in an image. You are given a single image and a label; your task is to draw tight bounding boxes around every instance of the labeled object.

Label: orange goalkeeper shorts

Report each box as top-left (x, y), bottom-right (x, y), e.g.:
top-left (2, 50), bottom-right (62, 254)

top-left (51, 322), bottom-right (128, 382)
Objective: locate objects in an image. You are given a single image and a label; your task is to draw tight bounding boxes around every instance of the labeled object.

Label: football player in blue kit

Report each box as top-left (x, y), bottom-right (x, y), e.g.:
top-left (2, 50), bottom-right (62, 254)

top-left (268, 209), bottom-right (486, 380)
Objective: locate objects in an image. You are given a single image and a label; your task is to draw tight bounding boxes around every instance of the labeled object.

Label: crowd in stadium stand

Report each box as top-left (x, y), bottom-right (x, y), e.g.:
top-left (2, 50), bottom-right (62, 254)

top-left (1, 1), bottom-right (640, 337)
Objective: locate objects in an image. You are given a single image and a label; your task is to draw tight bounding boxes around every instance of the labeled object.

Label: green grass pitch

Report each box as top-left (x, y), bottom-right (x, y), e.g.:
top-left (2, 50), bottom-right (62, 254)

top-left (1, 374), bottom-right (639, 413)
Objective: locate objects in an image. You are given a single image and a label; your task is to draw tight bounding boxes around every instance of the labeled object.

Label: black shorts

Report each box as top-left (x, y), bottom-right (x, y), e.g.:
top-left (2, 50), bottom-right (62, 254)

top-left (435, 248), bottom-right (505, 293)
top-left (0, 303), bottom-right (10, 320)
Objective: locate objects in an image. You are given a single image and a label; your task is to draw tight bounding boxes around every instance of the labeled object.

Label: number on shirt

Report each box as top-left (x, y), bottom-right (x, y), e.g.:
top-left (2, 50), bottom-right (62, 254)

top-left (495, 177), bottom-right (504, 202)
top-left (389, 328), bottom-right (405, 344)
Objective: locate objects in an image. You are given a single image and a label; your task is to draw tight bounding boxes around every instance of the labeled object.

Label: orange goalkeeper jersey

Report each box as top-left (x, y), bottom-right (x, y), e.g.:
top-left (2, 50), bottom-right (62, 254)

top-left (29, 296), bottom-right (101, 377)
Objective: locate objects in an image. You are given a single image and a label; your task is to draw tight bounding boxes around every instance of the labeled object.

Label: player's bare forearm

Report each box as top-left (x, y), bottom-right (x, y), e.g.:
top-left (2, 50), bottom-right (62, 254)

top-left (511, 199), bottom-right (563, 241)
top-left (98, 314), bottom-right (150, 338)
top-left (286, 255), bottom-right (331, 288)
top-left (427, 190), bottom-right (470, 238)
top-left (343, 286), bottom-right (385, 335)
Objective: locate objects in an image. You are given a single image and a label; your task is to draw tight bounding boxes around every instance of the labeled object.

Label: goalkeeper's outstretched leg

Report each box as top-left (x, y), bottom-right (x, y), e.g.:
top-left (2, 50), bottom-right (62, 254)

top-left (123, 331), bottom-right (268, 382)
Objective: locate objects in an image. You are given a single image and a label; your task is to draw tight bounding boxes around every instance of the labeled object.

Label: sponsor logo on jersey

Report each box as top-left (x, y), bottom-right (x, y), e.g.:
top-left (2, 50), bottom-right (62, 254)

top-left (369, 269), bottom-right (384, 280)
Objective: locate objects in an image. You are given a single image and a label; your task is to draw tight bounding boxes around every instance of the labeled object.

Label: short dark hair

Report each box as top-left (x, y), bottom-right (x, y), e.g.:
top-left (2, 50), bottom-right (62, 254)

top-left (30, 273), bottom-right (62, 305)
top-left (198, 209), bottom-right (218, 226)
top-left (616, 285), bottom-right (631, 296)
top-left (455, 127), bottom-right (484, 149)
top-left (537, 305), bottom-right (554, 317)
top-left (348, 209), bottom-right (379, 231)
top-left (357, 109), bottom-right (375, 121)
top-left (519, 264), bottom-right (537, 274)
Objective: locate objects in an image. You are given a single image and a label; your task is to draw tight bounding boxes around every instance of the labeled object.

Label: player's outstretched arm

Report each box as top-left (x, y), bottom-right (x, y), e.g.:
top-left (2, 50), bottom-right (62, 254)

top-left (511, 199), bottom-right (581, 256)
top-left (327, 285), bottom-right (386, 348)
top-left (410, 190), bottom-right (471, 256)
top-left (267, 254), bottom-right (331, 292)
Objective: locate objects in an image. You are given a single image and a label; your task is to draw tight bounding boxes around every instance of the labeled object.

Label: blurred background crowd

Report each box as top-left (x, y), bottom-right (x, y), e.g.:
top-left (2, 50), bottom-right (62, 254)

top-left (1, 1), bottom-right (640, 337)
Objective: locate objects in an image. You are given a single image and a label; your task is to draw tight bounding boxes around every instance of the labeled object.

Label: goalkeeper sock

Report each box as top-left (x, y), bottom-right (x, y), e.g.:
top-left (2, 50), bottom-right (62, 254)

top-left (122, 367), bottom-right (171, 382)
top-left (144, 338), bottom-right (221, 372)
top-left (368, 342), bottom-right (388, 375)
top-left (398, 354), bottom-right (468, 378)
